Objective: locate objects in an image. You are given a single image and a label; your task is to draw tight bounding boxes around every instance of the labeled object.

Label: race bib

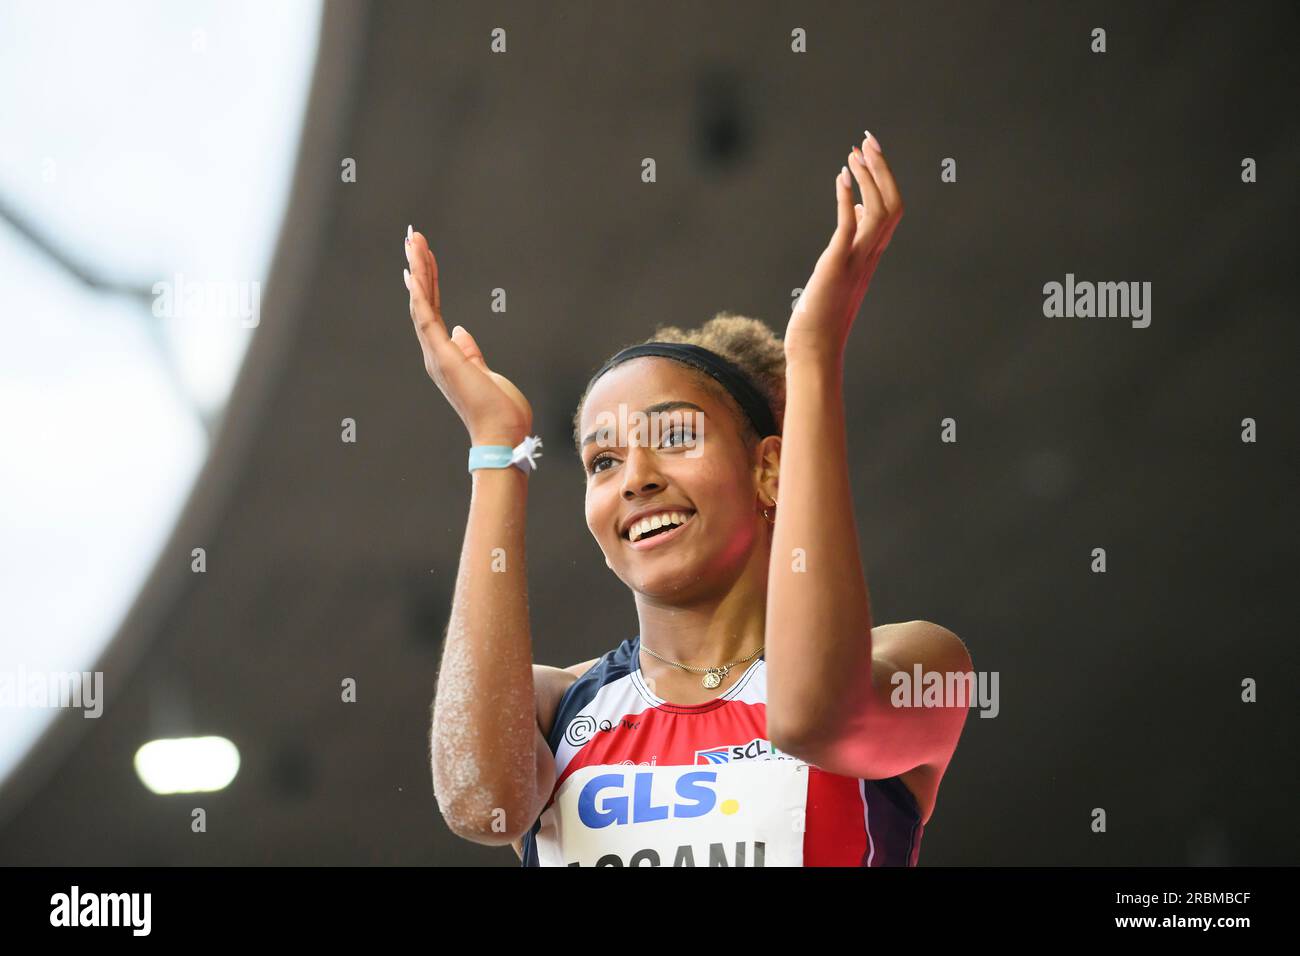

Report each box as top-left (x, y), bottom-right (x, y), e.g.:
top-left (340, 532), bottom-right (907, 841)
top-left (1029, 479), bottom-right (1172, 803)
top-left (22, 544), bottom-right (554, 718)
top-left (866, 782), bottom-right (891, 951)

top-left (536, 761), bottom-right (809, 867)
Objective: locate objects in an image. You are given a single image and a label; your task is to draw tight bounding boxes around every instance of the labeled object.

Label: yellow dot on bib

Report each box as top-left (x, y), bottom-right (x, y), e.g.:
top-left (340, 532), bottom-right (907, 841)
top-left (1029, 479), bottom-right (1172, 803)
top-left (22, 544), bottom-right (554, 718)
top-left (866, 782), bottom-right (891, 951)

top-left (720, 799), bottom-right (740, 815)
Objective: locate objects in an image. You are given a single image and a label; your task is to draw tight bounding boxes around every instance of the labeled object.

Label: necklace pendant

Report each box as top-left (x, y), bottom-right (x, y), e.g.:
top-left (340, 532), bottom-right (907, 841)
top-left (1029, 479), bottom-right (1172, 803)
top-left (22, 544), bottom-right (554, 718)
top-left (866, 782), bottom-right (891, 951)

top-left (702, 667), bottom-right (725, 689)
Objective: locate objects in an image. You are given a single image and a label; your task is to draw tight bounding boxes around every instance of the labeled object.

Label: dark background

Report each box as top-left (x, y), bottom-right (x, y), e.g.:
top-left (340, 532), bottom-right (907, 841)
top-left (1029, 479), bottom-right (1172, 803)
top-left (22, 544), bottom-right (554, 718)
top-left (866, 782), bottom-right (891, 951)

top-left (1, 0), bottom-right (1296, 865)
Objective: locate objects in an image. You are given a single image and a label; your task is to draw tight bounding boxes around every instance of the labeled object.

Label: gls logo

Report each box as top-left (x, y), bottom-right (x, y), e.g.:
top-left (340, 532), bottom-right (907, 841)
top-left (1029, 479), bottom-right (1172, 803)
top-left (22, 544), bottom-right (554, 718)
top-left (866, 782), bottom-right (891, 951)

top-left (694, 737), bottom-right (798, 765)
top-left (577, 771), bottom-right (717, 828)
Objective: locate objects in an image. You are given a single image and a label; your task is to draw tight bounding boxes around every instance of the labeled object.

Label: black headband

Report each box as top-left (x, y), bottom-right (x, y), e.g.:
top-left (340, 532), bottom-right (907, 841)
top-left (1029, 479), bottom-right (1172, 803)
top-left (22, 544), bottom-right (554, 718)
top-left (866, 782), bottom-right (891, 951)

top-left (585, 341), bottom-right (778, 438)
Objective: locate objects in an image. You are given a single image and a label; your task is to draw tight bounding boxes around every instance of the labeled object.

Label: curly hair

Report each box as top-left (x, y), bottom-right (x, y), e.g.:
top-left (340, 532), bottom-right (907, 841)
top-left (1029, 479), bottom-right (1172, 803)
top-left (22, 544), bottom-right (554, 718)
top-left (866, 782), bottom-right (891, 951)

top-left (572, 311), bottom-right (786, 453)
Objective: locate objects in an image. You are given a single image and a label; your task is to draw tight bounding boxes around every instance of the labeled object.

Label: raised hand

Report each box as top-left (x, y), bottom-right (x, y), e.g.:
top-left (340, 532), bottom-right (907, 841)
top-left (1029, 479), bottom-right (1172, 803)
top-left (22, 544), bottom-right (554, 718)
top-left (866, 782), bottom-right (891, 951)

top-left (403, 226), bottom-right (533, 445)
top-left (784, 131), bottom-right (904, 365)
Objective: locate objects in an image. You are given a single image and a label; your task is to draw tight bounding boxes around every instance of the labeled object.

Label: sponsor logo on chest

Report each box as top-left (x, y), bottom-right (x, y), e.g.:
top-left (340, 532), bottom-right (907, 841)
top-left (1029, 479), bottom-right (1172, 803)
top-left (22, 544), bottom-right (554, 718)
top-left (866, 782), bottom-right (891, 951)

top-left (542, 761), bottom-right (810, 867)
top-left (694, 736), bottom-right (800, 764)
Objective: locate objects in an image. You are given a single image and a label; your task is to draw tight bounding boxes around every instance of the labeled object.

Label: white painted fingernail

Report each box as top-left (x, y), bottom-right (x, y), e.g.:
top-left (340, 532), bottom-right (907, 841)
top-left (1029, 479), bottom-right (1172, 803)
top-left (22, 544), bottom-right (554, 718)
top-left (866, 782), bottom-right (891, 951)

top-left (840, 166), bottom-right (851, 187)
top-left (403, 268), bottom-right (411, 288)
top-left (407, 224), bottom-right (413, 241)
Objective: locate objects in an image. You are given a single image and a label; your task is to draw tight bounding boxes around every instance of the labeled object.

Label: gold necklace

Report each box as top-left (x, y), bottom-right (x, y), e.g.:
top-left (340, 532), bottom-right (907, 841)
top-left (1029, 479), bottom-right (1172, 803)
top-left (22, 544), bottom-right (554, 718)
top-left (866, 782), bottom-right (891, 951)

top-left (639, 641), bottom-right (765, 689)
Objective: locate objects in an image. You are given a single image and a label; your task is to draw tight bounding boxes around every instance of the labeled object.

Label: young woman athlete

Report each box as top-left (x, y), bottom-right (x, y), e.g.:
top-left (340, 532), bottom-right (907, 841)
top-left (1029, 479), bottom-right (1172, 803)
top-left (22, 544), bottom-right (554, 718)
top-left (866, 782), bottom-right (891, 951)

top-left (411, 131), bottom-right (973, 866)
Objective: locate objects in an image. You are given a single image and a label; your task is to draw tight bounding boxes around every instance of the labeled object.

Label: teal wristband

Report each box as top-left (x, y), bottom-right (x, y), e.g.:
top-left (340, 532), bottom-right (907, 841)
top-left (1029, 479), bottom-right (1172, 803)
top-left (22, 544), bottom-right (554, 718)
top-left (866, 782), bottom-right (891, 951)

top-left (468, 435), bottom-right (543, 474)
top-left (468, 446), bottom-right (512, 470)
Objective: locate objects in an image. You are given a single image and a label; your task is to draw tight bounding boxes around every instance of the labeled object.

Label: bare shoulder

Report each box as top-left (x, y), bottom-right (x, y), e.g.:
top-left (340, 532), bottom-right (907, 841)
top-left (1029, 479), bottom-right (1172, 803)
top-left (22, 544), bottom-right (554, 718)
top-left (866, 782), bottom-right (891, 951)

top-left (876, 621), bottom-right (971, 826)
top-left (534, 657), bottom-right (600, 705)
top-left (510, 657), bottom-right (603, 862)
top-left (872, 620), bottom-right (971, 671)
top-left (565, 657), bottom-right (601, 678)
top-left (532, 658), bottom-right (601, 739)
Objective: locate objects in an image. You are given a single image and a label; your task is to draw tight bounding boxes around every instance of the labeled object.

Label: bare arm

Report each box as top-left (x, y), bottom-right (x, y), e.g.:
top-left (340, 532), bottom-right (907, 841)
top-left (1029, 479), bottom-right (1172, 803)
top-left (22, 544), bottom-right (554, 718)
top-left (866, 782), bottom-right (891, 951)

top-left (398, 226), bottom-right (549, 845)
top-left (766, 134), bottom-right (967, 778)
top-left (765, 353), bottom-right (874, 751)
top-left (507, 661), bottom-right (597, 861)
top-left (430, 466), bottom-right (548, 845)
top-left (509, 729), bottom-right (556, 861)
top-left (765, 136), bottom-right (899, 754)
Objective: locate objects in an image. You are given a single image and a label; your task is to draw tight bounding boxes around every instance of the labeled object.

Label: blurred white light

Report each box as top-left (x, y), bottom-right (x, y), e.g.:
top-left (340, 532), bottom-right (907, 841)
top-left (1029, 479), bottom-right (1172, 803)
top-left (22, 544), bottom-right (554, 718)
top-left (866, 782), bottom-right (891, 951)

top-left (134, 736), bottom-right (240, 795)
top-left (0, 0), bottom-right (321, 789)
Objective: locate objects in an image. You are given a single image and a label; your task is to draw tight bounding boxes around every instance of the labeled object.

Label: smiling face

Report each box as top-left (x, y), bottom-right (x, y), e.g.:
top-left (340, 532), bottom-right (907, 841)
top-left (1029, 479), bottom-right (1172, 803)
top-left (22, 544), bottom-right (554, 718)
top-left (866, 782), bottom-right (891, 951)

top-left (578, 356), bottom-right (778, 600)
